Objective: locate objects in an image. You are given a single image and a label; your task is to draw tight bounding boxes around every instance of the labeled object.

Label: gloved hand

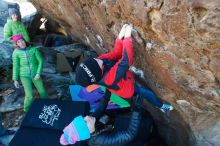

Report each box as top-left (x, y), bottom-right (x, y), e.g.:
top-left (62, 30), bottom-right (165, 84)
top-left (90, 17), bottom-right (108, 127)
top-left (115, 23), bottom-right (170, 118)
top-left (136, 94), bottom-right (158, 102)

top-left (34, 74), bottom-right (40, 80)
top-left (118, 24), bottom-right (128, 39)
top-left (132, 94), bottom-right (143, 111)
top-left (14, 80), bottom-right (20, 88)
top-left (124, 24), bottom-right (133, 38)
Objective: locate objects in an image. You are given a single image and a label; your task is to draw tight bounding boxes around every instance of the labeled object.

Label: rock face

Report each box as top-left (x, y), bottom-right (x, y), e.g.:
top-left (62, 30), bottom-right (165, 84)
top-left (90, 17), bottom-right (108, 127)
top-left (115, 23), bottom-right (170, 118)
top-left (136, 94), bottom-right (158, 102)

top-left (30, 0), bottom-right (220, 145)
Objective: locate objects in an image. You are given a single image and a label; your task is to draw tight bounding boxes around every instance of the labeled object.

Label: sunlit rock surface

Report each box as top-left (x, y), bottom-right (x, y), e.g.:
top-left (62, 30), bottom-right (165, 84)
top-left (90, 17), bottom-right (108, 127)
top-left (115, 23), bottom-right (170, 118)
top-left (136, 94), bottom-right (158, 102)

top-left (30, 0), bottom-right (220, 145)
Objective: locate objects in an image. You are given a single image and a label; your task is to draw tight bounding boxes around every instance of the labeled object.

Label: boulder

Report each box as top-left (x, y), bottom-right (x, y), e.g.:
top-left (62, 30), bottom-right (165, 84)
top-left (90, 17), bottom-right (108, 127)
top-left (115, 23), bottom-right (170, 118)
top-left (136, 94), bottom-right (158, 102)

top-left (23, 0), bottom-right (220, 145)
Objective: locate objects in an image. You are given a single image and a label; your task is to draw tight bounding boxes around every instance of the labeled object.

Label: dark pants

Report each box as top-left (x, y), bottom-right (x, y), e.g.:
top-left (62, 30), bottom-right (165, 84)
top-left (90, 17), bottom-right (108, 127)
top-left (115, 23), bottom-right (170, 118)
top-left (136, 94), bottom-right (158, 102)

top-left (134, 83), bottom-right (163, 108)
top-left (91, 84), bottom-right (163, 120)
top-left (0, 113), bottom-right (6, 136)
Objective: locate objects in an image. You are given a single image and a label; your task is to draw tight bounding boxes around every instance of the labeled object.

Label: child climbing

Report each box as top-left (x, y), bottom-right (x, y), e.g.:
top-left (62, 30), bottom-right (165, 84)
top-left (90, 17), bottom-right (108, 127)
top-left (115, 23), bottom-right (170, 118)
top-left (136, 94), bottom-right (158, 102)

top-left (11, 34), bottom-right (48, 112)
top-left (75, 24), bottom-right (173, 113)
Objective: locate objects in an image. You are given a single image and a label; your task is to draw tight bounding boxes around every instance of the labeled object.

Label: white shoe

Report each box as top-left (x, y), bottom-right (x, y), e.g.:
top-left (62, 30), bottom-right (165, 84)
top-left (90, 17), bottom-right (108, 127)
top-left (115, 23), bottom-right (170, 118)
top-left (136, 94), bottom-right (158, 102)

top-left (118, 24), bottom-right (128, 39)
top-left (124, 24), bottom-right (133, 38)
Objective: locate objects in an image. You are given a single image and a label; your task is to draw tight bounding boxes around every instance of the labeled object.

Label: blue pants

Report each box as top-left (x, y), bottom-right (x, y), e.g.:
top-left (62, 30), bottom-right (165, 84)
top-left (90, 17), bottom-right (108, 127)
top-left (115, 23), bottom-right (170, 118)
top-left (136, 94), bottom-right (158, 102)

top-left (134, 83), bottom-right (163, 108)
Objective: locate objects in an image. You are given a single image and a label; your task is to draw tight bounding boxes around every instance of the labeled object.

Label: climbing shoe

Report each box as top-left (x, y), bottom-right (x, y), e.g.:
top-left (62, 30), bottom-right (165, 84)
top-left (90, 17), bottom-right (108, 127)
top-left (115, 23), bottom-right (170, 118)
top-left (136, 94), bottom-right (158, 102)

top-left (124, 24), bottom-right (133, 38)
top-left (160, 103), bottom-right (174, 113)
top-left (118, 24), bottom-right (128, 39)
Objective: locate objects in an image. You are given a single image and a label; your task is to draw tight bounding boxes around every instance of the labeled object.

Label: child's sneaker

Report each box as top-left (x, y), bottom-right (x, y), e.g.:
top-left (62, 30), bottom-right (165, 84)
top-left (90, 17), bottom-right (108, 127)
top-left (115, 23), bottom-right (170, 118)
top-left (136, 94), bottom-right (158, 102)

top-left (160, 103), bottom-right (174, 113)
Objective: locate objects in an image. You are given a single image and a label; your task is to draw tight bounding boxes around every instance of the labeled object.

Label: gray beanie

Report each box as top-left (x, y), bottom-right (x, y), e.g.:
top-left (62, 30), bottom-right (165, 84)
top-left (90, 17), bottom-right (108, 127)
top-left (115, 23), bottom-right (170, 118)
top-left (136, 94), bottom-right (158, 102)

top-left (8, 8), bottom-right (20, 16)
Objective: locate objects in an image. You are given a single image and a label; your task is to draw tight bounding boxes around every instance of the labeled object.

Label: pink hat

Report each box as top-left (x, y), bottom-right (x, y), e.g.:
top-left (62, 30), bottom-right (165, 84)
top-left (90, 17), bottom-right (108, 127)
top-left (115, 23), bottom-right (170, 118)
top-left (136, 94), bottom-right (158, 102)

top-left (60, 116), bottom-right (90, 145)
top-left (10, 34), bottom-right (24, 44)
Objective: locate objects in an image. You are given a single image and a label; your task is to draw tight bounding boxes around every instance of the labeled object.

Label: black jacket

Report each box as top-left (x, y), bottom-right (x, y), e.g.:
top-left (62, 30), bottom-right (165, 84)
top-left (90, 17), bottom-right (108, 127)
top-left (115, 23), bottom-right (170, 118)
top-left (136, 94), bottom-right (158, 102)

top-left (88, 90), bottom-right (142, 146)
top-left (88, 111), bottom-right (141, 146)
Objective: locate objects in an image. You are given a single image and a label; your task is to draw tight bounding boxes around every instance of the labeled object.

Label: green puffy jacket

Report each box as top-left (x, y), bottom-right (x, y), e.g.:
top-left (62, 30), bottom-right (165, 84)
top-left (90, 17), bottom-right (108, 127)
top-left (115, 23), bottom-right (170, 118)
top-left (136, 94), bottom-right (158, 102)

top-left (12, 46), bottom-right (43, 81)
top-left (4, 19), bottom-right (30, 42)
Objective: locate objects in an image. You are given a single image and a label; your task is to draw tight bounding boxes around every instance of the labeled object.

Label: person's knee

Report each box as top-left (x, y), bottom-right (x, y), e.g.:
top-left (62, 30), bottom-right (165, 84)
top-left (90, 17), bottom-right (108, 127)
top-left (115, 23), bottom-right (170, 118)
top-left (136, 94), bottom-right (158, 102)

top-left (24, 92), bottom-right (33, 99)
top-left (23, 85), bottom-right (32, 97)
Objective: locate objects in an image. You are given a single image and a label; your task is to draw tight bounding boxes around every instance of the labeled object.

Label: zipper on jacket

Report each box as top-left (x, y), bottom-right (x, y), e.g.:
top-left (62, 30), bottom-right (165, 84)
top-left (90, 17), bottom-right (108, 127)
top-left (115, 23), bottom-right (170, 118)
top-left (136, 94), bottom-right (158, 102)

top-left (25, 50), bottom-right (32, 78)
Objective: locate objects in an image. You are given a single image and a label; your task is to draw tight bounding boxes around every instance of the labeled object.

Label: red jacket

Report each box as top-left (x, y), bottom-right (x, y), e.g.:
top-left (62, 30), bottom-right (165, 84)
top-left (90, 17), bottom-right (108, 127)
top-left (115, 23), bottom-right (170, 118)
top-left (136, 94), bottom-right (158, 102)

top-left (97, 37), bottom-right (134, 98)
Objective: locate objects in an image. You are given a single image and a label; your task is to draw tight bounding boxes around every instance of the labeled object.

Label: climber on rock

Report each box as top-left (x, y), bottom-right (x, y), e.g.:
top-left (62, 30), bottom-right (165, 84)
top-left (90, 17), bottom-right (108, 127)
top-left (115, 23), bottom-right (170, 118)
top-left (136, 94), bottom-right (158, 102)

top-left (75, 24), bottom-right (174, 113)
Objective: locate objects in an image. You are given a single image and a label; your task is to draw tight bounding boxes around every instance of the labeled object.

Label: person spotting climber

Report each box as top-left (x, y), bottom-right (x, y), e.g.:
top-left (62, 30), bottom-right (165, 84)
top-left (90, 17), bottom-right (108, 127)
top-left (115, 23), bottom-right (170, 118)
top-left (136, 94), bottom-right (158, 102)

top-left (75, 24), bottom-right (173, 112)
top-left (3, 8), bottom-right (30, 42)
top-left (11, 34), bottom-right (48, 112)
top-left (60, 93), bottom-right (146, 146)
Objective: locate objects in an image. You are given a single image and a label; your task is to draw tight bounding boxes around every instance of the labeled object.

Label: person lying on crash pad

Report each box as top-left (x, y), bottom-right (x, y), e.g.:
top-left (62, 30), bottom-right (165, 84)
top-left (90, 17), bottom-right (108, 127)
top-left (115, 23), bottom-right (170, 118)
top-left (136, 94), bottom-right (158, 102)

top-left (60, 92), bottom-right (151, 146)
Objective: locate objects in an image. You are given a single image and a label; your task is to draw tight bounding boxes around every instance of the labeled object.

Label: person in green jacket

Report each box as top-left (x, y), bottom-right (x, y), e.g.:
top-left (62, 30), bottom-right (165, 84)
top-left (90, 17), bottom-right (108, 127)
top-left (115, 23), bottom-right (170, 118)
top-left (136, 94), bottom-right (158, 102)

top-left (3, 8), bottom-right (30, 42)
top-left (11, 34), bottom-right (48, 112)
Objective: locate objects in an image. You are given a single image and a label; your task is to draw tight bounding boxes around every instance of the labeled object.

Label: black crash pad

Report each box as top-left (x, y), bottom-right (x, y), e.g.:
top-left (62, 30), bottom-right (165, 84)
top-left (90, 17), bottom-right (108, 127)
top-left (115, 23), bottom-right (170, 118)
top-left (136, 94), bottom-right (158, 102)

top-left (10, 99), bottom-right (90, 146)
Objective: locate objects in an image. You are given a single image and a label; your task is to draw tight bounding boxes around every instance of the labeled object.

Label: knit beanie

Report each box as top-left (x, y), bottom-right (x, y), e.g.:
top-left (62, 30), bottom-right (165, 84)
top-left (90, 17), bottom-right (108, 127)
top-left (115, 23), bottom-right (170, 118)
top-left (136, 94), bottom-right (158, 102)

top-left (8, 8), bottom-right (20, 16)
top-left (10, 34), bottom-right (24, 44)
top-left (75, 58), bottom-right (102, 87)
top-left (60, 116), bottom-right (91, 145)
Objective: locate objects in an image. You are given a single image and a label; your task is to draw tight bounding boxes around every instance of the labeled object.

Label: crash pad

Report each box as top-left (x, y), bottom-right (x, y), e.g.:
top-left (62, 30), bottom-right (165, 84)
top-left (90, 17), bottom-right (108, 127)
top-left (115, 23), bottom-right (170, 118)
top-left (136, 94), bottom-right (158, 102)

top-left (10, 99), bottom-right (89, 146)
